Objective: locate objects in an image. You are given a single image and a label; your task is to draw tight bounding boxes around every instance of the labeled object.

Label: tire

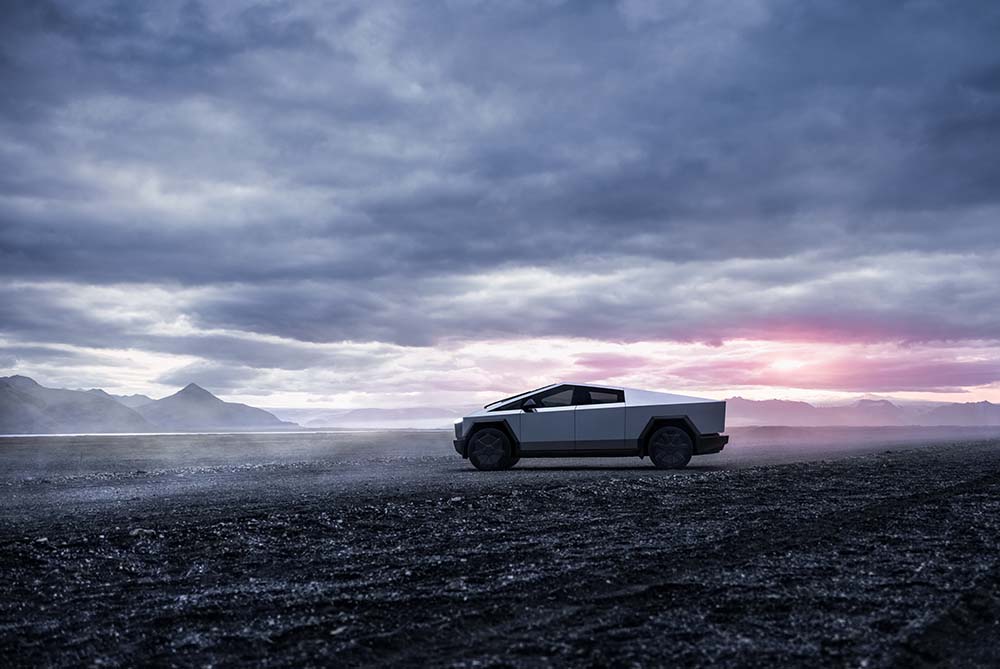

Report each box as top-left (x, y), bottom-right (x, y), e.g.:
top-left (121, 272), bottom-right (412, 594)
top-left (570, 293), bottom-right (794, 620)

top-left (648, 426), bottom-right (693, 469)
top-left (468, 428), bottom-right (512, 471)
top-left (502, 454), bottom-right (520, 470)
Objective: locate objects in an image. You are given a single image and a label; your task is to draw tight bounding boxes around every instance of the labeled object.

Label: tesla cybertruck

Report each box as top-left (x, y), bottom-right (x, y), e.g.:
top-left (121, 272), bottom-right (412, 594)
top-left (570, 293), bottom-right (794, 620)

top-left (453, 383), bottom-right (728, 471)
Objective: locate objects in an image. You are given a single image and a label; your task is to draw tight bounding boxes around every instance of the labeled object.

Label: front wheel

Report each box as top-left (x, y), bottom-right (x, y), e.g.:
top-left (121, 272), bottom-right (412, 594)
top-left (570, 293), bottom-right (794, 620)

top-left (648, 426), bottom-right (693, 469)
top-left (468, 428), bottom-right (512, 471)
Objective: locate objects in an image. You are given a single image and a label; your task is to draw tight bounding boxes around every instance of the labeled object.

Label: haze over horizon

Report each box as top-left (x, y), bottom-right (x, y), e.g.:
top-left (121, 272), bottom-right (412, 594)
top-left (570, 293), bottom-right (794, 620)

top-left (2, 2), bottom-right (1000, 409)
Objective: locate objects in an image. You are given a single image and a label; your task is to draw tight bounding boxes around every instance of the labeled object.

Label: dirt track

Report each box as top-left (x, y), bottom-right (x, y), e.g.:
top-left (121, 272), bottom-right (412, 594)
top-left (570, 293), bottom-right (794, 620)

top-left (2, 434), bottom-right (1000, 666)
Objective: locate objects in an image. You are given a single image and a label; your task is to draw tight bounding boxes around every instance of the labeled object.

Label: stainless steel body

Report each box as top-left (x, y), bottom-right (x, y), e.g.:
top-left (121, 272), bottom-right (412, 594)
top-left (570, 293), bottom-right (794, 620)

top-left (455, 383), bottom-right (728, 462)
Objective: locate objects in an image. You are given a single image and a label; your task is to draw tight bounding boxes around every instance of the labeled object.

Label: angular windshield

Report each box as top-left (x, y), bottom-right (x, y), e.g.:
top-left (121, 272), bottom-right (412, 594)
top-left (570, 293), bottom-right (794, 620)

top-left (484, 384), bottom-right (556, 409)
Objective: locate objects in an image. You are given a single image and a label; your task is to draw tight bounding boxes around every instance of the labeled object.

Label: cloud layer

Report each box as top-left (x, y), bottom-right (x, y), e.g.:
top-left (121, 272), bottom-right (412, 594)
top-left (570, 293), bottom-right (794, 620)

top-left (2, 1), bottom-right (1000, 405)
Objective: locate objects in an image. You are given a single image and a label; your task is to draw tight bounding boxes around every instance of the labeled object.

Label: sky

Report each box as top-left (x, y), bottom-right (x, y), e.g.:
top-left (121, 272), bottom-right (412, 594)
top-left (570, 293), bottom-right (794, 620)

top-left (2, 0), bottom-right (1000, 409)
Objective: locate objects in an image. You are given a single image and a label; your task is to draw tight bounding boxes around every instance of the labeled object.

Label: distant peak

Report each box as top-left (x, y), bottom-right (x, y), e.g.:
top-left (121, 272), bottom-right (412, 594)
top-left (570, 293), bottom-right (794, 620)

top-left (3, 375), bottom-right (41, 388)
top-left (178, 382), bottom-right (214, 397)
top-left (853, 399), bottom-right (898, 408)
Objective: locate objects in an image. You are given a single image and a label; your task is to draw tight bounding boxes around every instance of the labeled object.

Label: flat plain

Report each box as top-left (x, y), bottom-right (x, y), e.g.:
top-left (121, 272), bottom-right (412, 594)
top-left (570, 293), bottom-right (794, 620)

top-left (2, 427), bottom-right (999, 667)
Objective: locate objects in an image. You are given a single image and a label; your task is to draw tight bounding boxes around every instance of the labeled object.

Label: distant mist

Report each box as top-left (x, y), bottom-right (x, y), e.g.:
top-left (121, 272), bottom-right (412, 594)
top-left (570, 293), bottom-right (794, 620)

top-left (7, 375), bottom-right (1000, 435)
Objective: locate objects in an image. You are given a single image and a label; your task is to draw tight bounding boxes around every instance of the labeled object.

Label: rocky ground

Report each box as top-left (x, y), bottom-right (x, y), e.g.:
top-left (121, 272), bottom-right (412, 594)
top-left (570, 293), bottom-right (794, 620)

top-left (1, 433), bottom-right (999, 667)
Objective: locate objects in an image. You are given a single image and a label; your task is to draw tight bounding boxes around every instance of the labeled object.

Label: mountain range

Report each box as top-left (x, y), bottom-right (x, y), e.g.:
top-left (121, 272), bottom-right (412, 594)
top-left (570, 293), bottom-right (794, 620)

top-left (725, 397), bottom-right (1000, 427)
top-left (4, 374), bottom-right (1000, 434)
top-left (0, 376), bottom-right (296, 434)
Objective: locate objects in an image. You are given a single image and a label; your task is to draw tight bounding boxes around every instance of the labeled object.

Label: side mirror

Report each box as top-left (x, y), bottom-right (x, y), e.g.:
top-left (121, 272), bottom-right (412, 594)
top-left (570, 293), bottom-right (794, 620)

top-left (522, 398), bottom-right (538, 412)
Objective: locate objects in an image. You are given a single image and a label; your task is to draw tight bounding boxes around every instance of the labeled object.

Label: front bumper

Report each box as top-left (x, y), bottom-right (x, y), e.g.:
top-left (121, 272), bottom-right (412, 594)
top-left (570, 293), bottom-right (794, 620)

top-left (696, 433), bottom-right (729, 455)
top-left (453, 438), bottom-right (466, 457)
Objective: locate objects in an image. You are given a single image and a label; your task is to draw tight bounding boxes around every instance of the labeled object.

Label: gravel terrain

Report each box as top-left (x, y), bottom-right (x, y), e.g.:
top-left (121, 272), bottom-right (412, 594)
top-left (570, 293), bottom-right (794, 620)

top-left (1, 429), bottom-right (999, 667)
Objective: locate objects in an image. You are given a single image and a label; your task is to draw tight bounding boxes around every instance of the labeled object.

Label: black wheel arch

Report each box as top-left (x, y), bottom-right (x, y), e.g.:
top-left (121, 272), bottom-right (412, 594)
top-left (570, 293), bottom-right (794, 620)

top-left (465, 420), bottom-right (520, 457)
top-left (638, 416), bottom-right (699, 456)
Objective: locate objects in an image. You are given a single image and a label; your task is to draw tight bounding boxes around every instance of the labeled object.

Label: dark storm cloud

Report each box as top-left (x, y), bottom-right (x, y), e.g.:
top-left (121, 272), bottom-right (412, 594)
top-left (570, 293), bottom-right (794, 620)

top-left (0, 282), bottom-right (399, 371)
top-left (155, 362), bottom-right (262, 393)
top-left (2, 0), bottom-right (1000, 365)
top-left (0, 345), bottom-right (90, 367)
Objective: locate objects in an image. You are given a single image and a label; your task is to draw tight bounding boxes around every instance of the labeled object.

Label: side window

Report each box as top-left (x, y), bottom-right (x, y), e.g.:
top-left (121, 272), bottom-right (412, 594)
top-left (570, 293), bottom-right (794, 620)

top-left (588, 389), bottom-right (623, 404)
top-left (493, 384), bottom-right (589, 410)
top-left (538, 387), bottom-right (574, 407)
top-left (577, 387), bottom-right (625, 405)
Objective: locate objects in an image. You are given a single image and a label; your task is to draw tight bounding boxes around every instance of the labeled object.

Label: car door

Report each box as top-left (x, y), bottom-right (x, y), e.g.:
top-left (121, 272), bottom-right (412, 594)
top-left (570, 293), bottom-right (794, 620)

top-left (519, 385), bottom-right (576, 452)
top-left (574, 386), bottom-right (627, 451)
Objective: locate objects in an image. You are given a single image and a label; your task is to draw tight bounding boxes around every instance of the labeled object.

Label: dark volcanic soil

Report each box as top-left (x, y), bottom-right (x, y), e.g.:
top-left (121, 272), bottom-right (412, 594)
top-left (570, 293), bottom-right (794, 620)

top-left (2, 435), bottom-right (1000, 667)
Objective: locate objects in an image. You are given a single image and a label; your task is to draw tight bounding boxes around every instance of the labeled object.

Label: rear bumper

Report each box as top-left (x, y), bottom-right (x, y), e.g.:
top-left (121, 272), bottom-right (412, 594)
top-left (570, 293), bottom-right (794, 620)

top-left (453, 438), bottom-right (466, 457)
top-left (696, 433), bottom-right (728, 455)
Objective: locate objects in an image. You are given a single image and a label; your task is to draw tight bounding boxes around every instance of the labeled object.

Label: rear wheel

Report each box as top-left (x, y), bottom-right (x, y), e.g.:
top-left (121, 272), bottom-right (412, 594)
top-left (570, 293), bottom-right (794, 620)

top-left (648, 426), bottom-right (693, 469)
top-left (468, 428), bottom-right (512, 471)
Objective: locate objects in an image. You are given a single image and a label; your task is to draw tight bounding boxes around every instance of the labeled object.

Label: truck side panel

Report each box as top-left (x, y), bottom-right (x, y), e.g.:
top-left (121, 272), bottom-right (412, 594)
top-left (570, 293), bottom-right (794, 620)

top-left (625, 401), bottom-right (726, 440)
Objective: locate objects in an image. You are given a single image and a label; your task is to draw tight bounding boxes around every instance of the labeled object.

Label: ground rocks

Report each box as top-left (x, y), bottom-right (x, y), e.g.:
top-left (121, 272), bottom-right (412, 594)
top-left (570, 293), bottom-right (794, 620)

top-left (1, 439), bottom-right (999, 666)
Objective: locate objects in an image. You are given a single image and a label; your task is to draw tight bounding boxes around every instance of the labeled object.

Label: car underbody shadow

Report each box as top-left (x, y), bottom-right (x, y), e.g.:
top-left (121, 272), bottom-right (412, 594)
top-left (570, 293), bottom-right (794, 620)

top-left (446, 463), bottom-right (727, 473)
